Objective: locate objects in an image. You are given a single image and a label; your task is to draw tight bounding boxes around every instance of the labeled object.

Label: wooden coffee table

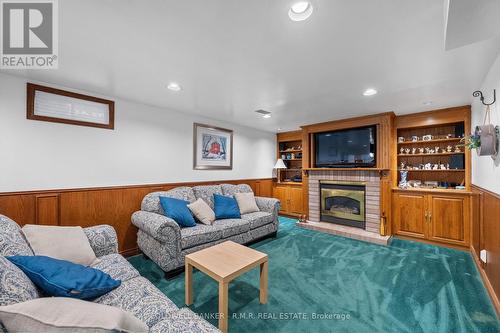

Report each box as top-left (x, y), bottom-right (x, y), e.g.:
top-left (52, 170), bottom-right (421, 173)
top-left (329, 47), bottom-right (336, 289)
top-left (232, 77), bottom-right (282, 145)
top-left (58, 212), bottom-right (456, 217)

top-left (185, 241), bottom-right (268, 333)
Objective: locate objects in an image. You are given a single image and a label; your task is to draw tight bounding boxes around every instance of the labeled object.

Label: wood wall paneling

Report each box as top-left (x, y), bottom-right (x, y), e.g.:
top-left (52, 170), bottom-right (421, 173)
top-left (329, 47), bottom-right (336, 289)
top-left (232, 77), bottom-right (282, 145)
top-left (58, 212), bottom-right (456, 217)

top-left (35, 194), bottom-right (59, 225)
top-left (0, 178), bottom-right (273, 255)
top-left (471, 185), bottom-right (500, 316)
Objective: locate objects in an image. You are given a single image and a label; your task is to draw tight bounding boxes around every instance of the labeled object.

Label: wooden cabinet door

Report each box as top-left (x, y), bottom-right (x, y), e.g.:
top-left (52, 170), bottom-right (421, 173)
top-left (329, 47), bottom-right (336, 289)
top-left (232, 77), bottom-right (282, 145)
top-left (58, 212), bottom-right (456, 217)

top-left (428, 195), bottom-right (469, 247)
top-left (273, 186), bottom-right (289, 213)
top-left (288, 187), bottom-right (303, 215)
top-left (393, 193), bottom-right (427, 239)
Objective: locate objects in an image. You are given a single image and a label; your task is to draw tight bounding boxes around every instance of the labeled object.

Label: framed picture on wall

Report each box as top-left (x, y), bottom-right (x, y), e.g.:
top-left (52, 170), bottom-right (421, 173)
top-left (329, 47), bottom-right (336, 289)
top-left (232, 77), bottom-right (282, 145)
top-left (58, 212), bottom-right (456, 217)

top-left (193, 123), bottom-right (233, 170)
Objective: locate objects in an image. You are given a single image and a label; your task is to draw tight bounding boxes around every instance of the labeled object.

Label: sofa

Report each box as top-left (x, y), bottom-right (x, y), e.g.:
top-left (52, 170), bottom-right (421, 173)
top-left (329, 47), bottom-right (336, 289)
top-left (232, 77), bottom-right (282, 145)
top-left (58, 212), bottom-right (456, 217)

top-left (0, 214), bottom-right (220, 333)
top-left (132, 184), bottom-right (280, 277)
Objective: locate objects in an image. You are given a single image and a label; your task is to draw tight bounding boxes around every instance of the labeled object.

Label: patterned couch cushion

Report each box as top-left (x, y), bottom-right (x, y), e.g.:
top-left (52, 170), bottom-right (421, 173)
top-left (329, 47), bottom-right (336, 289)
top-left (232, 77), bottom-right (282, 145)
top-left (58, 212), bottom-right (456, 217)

top-left (94, 276), bottom-right (178, 328)
top-left (0, 215), bottom-right (33, 257)
top-left (150, 308), bottom-right (220, 333)
top-left (91, 254), bottom-right (140, 282)
top-left (180, 225), bottom-right (222, 249)
top-left (0, 257), bottom-right (40, 306)
top-left (221, 184), bottom-right (253, 197)
top-left (212, 219), bottom-right (251, 238)
top-left (241, 211), bottom-right (274, 229)
top-left (192, 185), bottom-right (223, 209)
top-left (141, 187), bottom-right (196, 215)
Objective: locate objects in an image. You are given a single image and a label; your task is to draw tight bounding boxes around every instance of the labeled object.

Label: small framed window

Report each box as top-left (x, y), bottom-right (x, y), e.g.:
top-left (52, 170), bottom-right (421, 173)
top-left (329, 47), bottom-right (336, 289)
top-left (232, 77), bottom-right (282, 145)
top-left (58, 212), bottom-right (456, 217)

top-left (27, 83), bottom-right (115, 130)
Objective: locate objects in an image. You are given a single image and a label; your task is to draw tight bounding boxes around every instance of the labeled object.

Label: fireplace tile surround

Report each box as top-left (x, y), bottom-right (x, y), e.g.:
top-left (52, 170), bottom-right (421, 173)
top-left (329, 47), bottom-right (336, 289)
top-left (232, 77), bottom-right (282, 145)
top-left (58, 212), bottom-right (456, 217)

top-left (299, 169), bottom-right (391, 245)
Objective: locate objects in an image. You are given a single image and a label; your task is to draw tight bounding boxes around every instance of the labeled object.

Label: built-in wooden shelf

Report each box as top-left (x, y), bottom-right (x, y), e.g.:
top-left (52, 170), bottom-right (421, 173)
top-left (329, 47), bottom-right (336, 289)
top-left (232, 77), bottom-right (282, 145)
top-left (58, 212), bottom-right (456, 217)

top-left (284, 168), bottom-right (302, 171)
top-left (397, 152), bottom-right (464, 157)
top-left (277, 182), bottom-right (303, 185)
top-left (398, 169), bottom-right (465, 172)
top-left (392, 187), bottom-right (472, 194)
top-left (304, 167), bottom-right (389, 171)
top-left (397, 138), bottom-right (462, 145)
top-left (279, 149), bottom-right (302, 153)
top-left (283, 158), bottom-right (302, 161)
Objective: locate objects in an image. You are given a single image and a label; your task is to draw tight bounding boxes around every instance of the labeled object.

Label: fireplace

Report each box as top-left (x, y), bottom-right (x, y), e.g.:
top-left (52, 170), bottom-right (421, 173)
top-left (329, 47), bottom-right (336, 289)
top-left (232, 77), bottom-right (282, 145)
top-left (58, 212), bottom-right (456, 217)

top-left (320, 181), bottom-right (366, 229)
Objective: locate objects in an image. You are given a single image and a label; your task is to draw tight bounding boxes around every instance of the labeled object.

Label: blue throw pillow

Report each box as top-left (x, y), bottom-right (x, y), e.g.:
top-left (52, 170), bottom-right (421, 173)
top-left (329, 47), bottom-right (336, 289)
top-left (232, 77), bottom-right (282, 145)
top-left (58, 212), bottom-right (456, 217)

top-left (159, 196), bottom-right (196, 227)
top-left (7, 256), bottom-right (120, 300)
top-left (214, 194), bottom-right (241, 219)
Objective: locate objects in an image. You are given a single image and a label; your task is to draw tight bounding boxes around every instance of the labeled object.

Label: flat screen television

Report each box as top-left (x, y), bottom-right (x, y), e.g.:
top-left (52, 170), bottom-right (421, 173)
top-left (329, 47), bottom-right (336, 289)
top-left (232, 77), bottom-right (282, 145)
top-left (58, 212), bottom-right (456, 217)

top-left (315, 125), bottom-right (376, 168)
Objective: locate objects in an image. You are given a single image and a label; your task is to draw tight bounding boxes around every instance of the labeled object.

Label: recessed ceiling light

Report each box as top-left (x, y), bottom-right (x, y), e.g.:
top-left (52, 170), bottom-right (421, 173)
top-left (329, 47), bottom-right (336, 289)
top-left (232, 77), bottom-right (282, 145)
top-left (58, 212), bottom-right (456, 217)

top-left (167, 82), bottom-right (182, 92)
top-left (363, 88), bottom-right (377, 96)
top-left (262, 114), bottom-right (272, 119)
top-left (289, 1), bottom-right (313, 21)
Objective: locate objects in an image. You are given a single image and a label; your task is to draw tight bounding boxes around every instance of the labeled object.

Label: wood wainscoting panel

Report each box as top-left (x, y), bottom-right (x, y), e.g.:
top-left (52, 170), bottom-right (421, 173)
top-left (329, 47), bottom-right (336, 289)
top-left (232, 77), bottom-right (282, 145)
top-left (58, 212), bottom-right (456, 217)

top-left (471, 184), bottom-right (500, 317)
top-left (0, 195), bottom-right (36, 226)
top-left (0, 178), bottom-right (272, 255)
top-left (59, 188), bottom-right (149, 256)
top-left (36, 195), bottom-right (59, 226)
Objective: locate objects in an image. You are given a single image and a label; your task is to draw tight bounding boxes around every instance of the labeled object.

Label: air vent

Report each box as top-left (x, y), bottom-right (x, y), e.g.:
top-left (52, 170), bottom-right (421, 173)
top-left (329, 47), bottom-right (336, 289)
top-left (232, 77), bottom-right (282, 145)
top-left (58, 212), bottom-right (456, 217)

top-left (255, 109), bottom-right (272, 118)
top-left (255, 109), bottom-right (271, 116)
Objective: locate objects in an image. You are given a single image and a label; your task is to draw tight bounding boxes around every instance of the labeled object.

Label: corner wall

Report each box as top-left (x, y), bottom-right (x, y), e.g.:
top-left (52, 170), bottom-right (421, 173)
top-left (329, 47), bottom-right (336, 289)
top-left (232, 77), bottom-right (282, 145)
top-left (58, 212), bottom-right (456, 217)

top-left (0, 73), bottom-right (276, 192)
top-left (470, 50), bottom-right (500, 316)
top-left (471, 51), bottom-right (500, 194)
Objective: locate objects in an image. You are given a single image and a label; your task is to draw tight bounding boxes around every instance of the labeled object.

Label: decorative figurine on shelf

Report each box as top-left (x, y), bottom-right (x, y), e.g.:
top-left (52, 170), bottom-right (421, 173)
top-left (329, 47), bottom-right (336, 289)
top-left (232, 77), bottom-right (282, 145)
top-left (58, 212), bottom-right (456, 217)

top-left (432, 164), bottom-right (439, 170)
top-left (424, 163), bottom-right (432, 170)
top-left (398, 137), bottom-right (405, 143)
top-left (418, 164), bottom-right (425, 170)
top-left (446, 134), bottom-right (454, 139)
top-left (422, 135), bottom-right (433, 141)
top-left (425, 147), bottom-right (431, 154)
top-left (412, 147), bottom-right (417, 154)
top-left (411, 136), bottom-right (419, 142)
top-left (418, 148), bottom-right (425, 154)
top-left (446, 145), bottom-right (453, 152)
top-left (454, 145), bottom-right (461, 153)
top-left (441, 148), bottom-right (448, 154)
top-left (440, 163), bottom-right (447, 170)
top-left (400, 161), bottom-right (406, 170)
top-left (400, 147), bottom-right (405, 154)
top-left (447, 163), bottom-right (450, 170)
top-left (405, 148), bottom-right (411, 154)
top-left (399, 170), bottom-right (409, 189)
top-left (435, 146), bottom-right (440, 153)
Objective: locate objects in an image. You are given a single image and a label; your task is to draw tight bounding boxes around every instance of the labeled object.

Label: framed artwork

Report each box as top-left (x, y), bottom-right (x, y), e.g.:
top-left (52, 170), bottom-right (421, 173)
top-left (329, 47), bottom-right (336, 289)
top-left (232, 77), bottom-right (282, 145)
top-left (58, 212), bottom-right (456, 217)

top-left (193, 123), bottom-right (233, 170)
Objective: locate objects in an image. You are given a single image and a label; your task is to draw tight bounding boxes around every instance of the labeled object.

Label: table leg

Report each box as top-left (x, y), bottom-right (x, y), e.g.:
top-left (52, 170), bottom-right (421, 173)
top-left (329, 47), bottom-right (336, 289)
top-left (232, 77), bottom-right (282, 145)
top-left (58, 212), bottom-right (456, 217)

top-left (219, 282), bottom-right (229, 333)
top-left (185, 262), bottom-right (193, 306)
top-left (260, 260), bottom-right (268, 304)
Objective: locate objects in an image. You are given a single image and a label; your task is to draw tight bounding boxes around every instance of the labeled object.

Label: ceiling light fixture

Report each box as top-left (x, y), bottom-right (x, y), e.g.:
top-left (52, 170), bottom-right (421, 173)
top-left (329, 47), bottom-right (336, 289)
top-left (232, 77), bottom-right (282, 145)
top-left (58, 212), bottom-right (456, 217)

top-left (363, 88), bottom-right (377, 96)
top-left (262, 114), bottom-right (272, 119)
top-left (167, 82), bottom-right (182, 92)
top-left (288, 1), bottom-right (313, 21)
top-left (423, 101), bottom-right (433, 106)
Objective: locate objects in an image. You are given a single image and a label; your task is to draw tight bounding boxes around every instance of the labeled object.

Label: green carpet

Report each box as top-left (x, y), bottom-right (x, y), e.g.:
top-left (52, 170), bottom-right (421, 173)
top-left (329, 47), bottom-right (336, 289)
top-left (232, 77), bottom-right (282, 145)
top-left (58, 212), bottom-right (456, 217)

top-left (129, 217), bottom-right (500, 333)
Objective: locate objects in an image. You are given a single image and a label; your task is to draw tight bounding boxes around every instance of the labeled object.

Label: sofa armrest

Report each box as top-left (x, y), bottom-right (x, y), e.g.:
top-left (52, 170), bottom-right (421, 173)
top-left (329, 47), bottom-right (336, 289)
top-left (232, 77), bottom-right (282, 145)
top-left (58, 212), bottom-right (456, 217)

top-left (255, 196), bottom-right (280, 215)
top-left (131, 211), bottom-right (181, 243)
top-left (84, 225), bottom-right (118, 257)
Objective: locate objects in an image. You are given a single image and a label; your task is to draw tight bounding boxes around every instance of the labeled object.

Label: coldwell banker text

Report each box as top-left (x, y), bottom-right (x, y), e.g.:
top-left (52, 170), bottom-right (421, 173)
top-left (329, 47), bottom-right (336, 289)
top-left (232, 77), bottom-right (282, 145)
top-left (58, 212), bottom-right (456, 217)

top-left (1, 0), bottom-right (58, 69)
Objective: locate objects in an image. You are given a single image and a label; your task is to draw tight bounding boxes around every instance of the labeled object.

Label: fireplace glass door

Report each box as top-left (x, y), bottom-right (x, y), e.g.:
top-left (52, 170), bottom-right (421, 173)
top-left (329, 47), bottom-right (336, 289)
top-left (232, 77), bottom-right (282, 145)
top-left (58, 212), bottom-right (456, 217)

top-left (320, 182), bottom-right (366, 229)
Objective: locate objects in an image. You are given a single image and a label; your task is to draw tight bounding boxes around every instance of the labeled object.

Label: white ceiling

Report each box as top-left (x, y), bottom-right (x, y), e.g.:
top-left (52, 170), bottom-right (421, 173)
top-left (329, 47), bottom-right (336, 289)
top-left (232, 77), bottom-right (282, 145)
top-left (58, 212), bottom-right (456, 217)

top-left (445, 0), bottom-right (500, 50)
top-left (3, 0), bottom-right (500, 132)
